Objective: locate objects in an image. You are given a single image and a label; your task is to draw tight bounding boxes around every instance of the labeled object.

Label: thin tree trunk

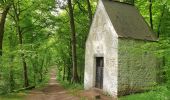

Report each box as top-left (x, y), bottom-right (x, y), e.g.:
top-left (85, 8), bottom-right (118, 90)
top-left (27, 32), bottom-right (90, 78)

top-left (8, 35), bottom-right (15, 92)
top-left (85, 0), bottom-right (93, 43)
top-left (13, 3), bottom-right (29, 87)
top-left (9, 55), bottom-right (15, 92)
top-left (67, 39), bottom-right (72, 82)
top-left (21, 29), bottom-right (29, 86)
top-left (131, 0), bottom-right (135, 5)
top-left (86, 0), bottom-right (93, 25)
top-left (31, 35), bottom-right (36, 85)
top-left (18, 20), bottom-right (29, 87)
top-left (157, 5), bottom-right (166, 38)
top-left (68, 0), bottom-right (79, 83)
top-left (39, 59), bottom-right (44, 82)
top-left (149, 0), bottom-right (153, 29)
top-left (67, 66), bottom-right (71, 82)
top-left (0, 5), bottom-right (10, 56)
top-left (63, 65), bottom-right (66, 81)
top-left (32, 62), bottom-right (36, 85)
top-left (9, 36), bottom-right (15, 91)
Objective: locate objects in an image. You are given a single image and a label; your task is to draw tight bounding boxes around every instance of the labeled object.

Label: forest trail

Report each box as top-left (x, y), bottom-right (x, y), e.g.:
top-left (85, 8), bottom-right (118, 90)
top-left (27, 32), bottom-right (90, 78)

top-left (25, 69), bottom-right (80, 100)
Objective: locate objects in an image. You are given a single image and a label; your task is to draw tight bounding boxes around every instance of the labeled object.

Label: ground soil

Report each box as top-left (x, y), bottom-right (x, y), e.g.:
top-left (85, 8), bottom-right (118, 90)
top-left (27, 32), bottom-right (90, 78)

top-left (25, 69), bottom-right (115, 100)
top-left (80, 86), bottom-right (118, 100)
top-left (25, 69), bottom-right (79, 100)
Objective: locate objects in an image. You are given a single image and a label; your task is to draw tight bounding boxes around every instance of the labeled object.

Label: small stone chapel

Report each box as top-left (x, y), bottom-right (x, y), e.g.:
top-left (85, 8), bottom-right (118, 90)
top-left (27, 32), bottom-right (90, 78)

top-left (84, 0), bottom-right (158, 97)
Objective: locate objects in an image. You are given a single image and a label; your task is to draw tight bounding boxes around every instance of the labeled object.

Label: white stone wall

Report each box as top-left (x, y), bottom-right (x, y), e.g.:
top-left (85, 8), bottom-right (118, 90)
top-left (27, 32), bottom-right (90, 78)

top-left (118, 38), bottom-right (157, 95)
top-left (84, 0), bottom-right (118, 97)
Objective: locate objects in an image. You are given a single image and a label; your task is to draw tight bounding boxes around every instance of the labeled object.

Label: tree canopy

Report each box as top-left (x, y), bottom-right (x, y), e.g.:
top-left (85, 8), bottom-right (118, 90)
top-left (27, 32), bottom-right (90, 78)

top-left (0, 0), bottom-right (170, 99)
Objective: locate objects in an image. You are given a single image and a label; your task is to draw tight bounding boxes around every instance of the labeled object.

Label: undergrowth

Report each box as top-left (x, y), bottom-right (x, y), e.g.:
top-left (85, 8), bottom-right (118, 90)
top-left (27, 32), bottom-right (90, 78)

top-left (119, 86), bottom-right (170, 100)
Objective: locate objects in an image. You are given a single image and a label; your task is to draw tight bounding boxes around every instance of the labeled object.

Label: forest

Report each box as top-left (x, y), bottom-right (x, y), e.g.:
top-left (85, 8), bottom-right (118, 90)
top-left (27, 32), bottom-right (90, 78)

top-left (0, 0), bottom-right (170, 100)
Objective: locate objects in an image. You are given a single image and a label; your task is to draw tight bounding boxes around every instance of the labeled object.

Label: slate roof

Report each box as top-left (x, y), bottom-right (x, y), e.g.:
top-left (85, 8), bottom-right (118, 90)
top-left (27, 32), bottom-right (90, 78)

top-left (102, 0), bottom-right (158, 41)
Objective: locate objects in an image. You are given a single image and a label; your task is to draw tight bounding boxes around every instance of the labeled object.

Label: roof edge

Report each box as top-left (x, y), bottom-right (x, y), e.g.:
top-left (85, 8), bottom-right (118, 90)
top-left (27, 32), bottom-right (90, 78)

top-left (103, 0), bottom-right (134, 6)
top-left (118, 37), bottom-right (159, 42)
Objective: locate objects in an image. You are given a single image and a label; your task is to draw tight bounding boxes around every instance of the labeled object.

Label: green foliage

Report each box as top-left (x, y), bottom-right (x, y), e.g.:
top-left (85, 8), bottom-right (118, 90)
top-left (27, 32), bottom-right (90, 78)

top-left (58, 80), bottom-right (83, 96)
top-left (54, 0), bottom-right (97, 83)
top-left (0, 93), bottom-right (26, 100)
top-left (120, 86), bottom-right (170, 100)
top-left (0, 0), bottom-right (56, 95)
top-left (109, 0), bottom-right (170, 98)
top-left (0, 0), bottom-right (170, 99)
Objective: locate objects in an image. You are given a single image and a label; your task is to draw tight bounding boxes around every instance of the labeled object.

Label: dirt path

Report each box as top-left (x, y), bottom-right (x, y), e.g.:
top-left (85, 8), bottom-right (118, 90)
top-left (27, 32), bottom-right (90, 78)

top-left (26, 69), bottom-right (80, 100)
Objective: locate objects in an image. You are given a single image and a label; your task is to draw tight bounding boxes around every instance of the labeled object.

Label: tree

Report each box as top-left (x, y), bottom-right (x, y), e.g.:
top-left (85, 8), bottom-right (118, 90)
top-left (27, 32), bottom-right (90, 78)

top-left (0, 1), bottom-right (11, 56)
top-left (149, 0), bottom-right (153, 29)
top-left (11, 1), bottom-right (29, 87)
top-left (67, 0), bottom-right (79, 83)
top-left (157, 4), bottom-right (166, 37)
top-left (86, 0), bottom-right (93, 25)
top-left (131, 0), bottom-right (135, 5)
top-left (0, 0), bottom-right (58, 94)
top-left (8, 33), bottom-right (16, 92)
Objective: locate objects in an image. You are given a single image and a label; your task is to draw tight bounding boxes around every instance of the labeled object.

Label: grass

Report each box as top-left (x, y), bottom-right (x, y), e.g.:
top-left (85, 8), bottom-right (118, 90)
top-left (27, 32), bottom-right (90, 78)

top-left (58, 80), bottom-right (90, 100)
top-left (0, 72), bottom-right (50, 100)
top-left (0, 93), bottom-right (26, 100)
top-left (59, 80), bottom-right (170, 100)
top-left (119, 86), bottom-right (170, 100)
top-left (58, 80), bottom-right (84, 96)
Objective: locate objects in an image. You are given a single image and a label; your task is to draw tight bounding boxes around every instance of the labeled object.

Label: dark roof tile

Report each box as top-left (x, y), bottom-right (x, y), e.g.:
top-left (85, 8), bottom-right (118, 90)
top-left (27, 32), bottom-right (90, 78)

top-left (102, 0), bottom-right (158, 41)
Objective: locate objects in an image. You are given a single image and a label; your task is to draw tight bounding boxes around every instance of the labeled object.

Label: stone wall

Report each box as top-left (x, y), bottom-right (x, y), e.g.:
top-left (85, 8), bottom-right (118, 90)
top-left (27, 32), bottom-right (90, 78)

top-left (84, 0), bottom-right (158, 97)
top-left (118, 38), bottom-right (157, 95)
top-left (84, 0), bottom-right (118, 97)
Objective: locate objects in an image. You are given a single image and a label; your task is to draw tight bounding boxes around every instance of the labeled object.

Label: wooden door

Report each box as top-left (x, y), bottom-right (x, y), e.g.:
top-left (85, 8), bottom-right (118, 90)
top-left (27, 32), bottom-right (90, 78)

top-left (95, 57), bottom-right (104, 89)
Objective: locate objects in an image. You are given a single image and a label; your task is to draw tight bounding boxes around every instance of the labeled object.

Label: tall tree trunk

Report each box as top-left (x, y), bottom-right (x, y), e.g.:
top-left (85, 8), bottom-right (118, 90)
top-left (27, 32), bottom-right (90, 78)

top-left (9, 55), bottom-right (15, 92)
top-left (149, 0), bottom-right (153, 29)
top-left (19, 28), bottom-right (29, 87)
top-left (86, 0), bottom-right (93, 25)
top-left (157, 5), bottom-right (166, 38)
top-left (39, 58), bottom-right (44, 82)
top-left (8, 36), bottom-right (15, 92)
top-left (13, 3), bottom-right (29, 87)
top-left (68, 0), bottom-right (79, 83)
top-left (0, 5), bottom-right (10, 56)
top-left (67, 39), bottom-right (72, 82)
top-left (131, 0), bottom-right (135, 5)
top-left (18, 19), bottom-right (29, 87)
top-left (85, 0), bottom-right (93, 43)
top-left (63, 65), bottom-right (66, 81)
